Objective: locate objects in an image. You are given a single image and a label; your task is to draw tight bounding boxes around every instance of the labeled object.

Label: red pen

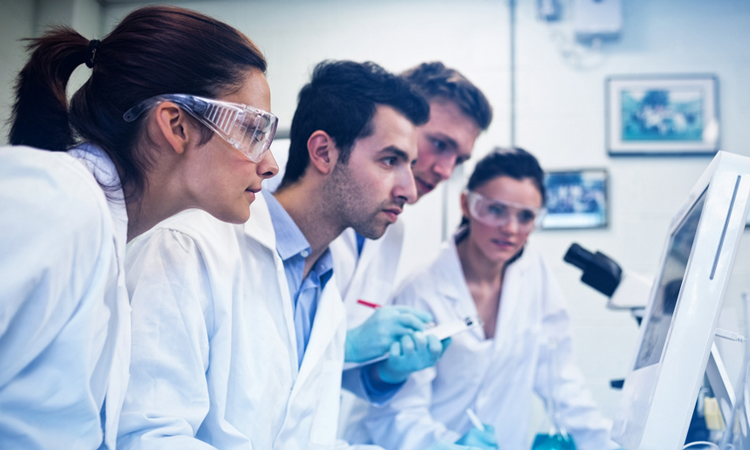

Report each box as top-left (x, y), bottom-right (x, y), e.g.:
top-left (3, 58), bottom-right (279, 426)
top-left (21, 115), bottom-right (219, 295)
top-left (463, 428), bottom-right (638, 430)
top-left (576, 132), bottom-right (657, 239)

top-left (357, 299), bottom-right (436, 328)
top-left (357, 299), bottom-right (381, 309)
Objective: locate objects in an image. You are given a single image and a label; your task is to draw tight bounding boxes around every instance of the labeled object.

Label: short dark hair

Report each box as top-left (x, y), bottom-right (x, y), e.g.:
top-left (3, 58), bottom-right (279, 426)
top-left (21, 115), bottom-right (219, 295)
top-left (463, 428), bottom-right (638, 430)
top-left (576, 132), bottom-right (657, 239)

top-left (467, 147), bottom-right (546, 204)
top-left (280, 60), bottom-right (430, 188)
top-left (402, 61), bottom-right (492, 131)
top-left (9, 6), bottom-right (266, 199)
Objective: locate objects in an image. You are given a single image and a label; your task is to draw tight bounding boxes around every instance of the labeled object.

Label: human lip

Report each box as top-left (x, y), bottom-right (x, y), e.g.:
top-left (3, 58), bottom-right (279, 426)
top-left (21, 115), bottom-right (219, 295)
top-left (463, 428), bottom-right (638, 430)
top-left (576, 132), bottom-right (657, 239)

top-left (383, 207), bottom-right (403, 223)
top-left (415, 177), bottom-right (434, 194)
top-left (490, 238), bottom-right (515, 249)
top-left (245, 186), bottom-right (261, 201)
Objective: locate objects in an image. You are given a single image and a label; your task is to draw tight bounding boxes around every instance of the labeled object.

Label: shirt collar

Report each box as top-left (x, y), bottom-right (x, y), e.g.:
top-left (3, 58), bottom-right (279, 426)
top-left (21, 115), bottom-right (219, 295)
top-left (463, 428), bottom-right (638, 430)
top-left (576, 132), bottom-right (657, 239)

top-left (263, 190), bottom-right (312, 262)
top-left (313, 248), bottom-right (335, 286)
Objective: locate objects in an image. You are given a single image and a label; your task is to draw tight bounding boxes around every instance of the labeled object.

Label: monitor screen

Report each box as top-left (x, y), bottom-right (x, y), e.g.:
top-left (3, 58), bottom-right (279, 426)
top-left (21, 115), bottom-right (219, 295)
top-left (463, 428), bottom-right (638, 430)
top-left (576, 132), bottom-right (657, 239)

top-left (634, 189), bottom-right (707, 370)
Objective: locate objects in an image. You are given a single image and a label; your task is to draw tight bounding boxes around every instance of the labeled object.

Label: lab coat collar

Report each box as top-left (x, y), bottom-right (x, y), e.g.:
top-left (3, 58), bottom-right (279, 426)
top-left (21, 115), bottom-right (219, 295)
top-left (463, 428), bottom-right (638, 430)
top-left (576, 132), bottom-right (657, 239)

top-left (68, 143), bottom-right (127, 257)
top-left (439, 230), bottom-right (532, 304)
top-left (244, 189), bottom-right (277, 252)
top-left (243, 192), bottom-right (301, 370)
top-left (257, 195), bottom-right (345, 393)
top-left (432, 240), bottom-right (486, 341)
top-left (263, 190), bottom-right (312, 262)
top-left (243, 191), bottom-right (345, 385)
top-left (358, 220), bottom-right (405, 281)
top-left (435, 232), bottom-right (534, 340)
top-left (433, 239), bottom-right (472, 305)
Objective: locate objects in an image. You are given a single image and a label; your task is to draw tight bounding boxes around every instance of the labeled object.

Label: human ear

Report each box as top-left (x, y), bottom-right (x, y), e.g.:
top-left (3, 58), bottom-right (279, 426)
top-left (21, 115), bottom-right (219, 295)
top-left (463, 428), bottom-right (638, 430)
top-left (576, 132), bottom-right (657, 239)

top-left (307, 130), bottom-right (340, 175)
top-left (460, 192), bottom-right (471, 219)
top-left (153, 102), bottom-right (194, 155)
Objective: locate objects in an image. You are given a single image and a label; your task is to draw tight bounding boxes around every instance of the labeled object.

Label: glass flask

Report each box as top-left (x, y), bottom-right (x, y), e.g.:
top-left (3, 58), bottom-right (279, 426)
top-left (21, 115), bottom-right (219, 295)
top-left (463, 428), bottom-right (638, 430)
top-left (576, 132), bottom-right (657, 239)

top-left (531, 337), bottom-right (576, 450)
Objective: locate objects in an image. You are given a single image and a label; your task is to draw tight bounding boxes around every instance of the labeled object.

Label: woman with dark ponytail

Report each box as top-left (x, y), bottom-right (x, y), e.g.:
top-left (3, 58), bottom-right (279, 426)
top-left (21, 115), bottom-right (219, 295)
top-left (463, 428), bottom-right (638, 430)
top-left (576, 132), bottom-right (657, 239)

top-left (365, 148), bottom-right (620, 450)
top-left (0, 6), bottom-right (278, 449)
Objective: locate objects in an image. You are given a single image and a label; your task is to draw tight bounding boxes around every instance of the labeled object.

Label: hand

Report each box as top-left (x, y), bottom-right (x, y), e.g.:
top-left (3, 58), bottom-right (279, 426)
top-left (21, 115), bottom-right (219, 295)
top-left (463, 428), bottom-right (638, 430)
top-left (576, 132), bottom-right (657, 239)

top-left (376, 332), bottom-right (451, 384)
top-left (456, 424), bottom-right (498, 450)
top-left (345, 306), bottom-right (433, 363)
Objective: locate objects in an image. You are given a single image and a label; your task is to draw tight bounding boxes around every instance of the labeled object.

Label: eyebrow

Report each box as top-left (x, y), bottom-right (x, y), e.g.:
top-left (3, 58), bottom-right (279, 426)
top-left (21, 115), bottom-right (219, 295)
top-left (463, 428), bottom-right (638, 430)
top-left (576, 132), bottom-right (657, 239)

top-left (379, 146), bottom-right (412, 163)
top-left (428, 132), bottom-right (459, 151)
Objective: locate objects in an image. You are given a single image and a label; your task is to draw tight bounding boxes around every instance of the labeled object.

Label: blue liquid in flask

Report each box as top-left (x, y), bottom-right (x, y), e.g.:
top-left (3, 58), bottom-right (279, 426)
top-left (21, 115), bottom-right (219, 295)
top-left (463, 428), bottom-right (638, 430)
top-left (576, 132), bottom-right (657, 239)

top-left (531, 432), bottom-right (576, 450)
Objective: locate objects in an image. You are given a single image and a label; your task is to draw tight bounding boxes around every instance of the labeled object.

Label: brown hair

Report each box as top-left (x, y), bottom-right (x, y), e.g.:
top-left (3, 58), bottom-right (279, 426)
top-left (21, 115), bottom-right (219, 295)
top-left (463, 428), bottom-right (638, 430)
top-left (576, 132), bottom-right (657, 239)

top-left (281, 60), bottom-right (429, 188)
top-left (459, 147), bottom-right (546, 229)
top-left (9, 6), bottom-right (266, 198)
top-left (401, 61), bottom-right (492, 131)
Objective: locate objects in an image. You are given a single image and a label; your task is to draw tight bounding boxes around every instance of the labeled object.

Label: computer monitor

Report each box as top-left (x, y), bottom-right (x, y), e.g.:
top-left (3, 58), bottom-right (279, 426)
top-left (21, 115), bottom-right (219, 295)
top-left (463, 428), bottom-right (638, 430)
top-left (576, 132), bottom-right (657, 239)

top-left (611, 151), bottom-right (750, 450)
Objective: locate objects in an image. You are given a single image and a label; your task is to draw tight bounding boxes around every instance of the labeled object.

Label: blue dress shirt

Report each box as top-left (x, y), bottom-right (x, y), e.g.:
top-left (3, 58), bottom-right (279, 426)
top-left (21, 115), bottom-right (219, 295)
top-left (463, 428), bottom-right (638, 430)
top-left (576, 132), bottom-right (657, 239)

top-left (264, 191), bottom-right (400, 402)
top-left (264, 191), bottom-right (334, 367)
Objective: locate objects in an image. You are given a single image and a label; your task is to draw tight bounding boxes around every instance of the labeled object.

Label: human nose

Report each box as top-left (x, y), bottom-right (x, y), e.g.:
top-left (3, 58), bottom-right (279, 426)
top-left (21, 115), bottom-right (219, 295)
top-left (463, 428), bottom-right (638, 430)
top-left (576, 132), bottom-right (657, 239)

top-left (396, 167), bottom-right (418, 205)
top-left (257, 150), bottom-right (279, 179)
top-left (499, 214), bottom-right (520, 234)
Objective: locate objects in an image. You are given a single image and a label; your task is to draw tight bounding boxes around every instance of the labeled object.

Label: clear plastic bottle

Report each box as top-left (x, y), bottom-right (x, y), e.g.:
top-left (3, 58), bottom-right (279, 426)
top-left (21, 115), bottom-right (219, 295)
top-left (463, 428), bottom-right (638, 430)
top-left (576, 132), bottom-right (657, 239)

top-left (531, 337), bottom-right (576, 450)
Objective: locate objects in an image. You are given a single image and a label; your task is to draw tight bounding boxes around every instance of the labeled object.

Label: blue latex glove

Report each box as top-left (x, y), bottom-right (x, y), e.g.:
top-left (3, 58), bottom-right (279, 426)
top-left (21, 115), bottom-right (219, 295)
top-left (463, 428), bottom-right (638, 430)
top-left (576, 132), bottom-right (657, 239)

top-left (376, 332), bottom-right (451, 384)
top-left (345, 306), bottom-right (433, 363)
top-left (456, 424), bottom-right (498, 450)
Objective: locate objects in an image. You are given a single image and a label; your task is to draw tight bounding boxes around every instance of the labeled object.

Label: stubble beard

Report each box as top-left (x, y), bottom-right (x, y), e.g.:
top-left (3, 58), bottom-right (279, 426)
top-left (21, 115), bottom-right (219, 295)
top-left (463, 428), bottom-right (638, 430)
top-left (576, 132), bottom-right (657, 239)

top-left (325, 162), bottom-right (390, 240)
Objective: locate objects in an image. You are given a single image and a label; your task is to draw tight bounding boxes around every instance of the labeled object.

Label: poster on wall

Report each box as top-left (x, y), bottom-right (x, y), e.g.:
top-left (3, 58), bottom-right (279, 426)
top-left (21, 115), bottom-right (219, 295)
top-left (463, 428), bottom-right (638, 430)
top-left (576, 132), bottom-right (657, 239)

top-left (541, 169), bottom-right (608, 230)
top-left (606, 74), bottom-right (719, 156)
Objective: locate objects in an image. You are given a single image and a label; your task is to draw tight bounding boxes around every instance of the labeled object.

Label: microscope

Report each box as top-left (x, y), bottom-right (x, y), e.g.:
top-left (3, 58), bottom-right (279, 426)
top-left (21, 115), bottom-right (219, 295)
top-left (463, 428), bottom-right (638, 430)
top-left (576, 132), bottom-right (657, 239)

top-left (563, 243), bottom-right (652, 322)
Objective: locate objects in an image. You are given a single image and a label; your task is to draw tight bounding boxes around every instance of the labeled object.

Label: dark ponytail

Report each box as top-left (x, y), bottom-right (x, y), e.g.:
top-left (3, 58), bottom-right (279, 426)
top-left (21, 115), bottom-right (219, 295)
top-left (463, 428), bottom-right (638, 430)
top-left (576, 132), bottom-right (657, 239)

top-left (10, 6), bottom-right (267, 198)
top-left (9, 28), bottom-right (89, 151)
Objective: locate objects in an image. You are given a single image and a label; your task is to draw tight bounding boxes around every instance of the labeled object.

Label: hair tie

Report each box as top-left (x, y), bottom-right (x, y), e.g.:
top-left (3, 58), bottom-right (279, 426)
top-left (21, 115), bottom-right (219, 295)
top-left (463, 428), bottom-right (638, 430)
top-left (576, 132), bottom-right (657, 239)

top-left (85, 39), bottom-right (100, 68)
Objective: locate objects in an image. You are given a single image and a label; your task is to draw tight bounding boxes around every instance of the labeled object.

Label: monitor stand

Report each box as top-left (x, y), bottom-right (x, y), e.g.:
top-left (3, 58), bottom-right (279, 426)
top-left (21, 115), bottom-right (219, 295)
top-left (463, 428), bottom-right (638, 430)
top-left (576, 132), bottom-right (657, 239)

top-left (706, 343), bottom-right (750, 449)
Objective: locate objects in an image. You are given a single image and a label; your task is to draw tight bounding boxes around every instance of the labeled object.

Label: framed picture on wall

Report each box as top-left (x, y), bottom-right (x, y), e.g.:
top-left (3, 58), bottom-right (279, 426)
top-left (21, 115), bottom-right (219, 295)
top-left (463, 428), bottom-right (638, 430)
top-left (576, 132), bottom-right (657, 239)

top-left (606, 74), bottom-right (719, 155)
top-left (541, 169), bottom-right (608, 230)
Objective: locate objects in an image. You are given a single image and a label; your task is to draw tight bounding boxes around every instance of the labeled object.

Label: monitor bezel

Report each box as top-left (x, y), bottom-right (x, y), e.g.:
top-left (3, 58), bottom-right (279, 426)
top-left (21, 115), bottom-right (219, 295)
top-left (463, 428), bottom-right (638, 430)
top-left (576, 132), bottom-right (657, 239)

top-left (612, 151), bottom-right (750, 450)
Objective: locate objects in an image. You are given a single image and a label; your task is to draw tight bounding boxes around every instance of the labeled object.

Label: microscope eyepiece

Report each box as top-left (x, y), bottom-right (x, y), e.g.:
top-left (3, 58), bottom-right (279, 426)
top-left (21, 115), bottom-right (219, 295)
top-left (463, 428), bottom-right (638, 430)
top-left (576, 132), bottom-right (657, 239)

top-left (563, 243), bottom-right (623, 297)
top-left (564, 243), bottom-right (596, 271)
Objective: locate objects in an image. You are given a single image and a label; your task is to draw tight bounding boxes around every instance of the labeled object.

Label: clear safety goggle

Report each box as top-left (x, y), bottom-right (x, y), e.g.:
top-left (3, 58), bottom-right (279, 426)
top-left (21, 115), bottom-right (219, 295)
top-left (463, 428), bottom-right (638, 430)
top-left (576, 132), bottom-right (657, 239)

top-left (466, 190), bottom-right (546, 231)
top-left (123, 94), bottom-right (278, 163)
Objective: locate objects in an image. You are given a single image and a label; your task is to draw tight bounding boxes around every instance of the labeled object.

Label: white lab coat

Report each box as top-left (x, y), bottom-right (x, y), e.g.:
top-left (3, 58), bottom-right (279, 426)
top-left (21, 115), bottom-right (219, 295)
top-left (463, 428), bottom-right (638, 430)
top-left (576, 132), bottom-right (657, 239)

top-left (364, 237), bottom-right (619, 450)
top-left (330, 223), bottom-right (406, 444)
top-left (331, 222), bottom-right (406, 329)
top-left (0, 145), bottom-right (129, 450)
top-left (118, 193), bottom-right (382, 450)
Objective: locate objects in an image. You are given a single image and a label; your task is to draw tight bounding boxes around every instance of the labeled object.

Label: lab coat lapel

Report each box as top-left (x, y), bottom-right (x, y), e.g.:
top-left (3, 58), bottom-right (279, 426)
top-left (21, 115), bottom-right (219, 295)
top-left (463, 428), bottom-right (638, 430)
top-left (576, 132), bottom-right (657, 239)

top-left (433, 242), bottom-right (467, 303)
top-left (332, 229), bottom-right (359, 300)
top-left (337, 229), bottom-right (382, 305)
top-left (244, 194), bottom-right (300, 371)
top-left (291, 280), bottom-right (345, 397)
top-left (434, 241), bottom-right (485, 340)
top-left (359, 220), bottom-right (404, 297)
top-left (493, 247), bottom-right (531, 352)
top-left (355, 235), bottom-right (381, 281)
